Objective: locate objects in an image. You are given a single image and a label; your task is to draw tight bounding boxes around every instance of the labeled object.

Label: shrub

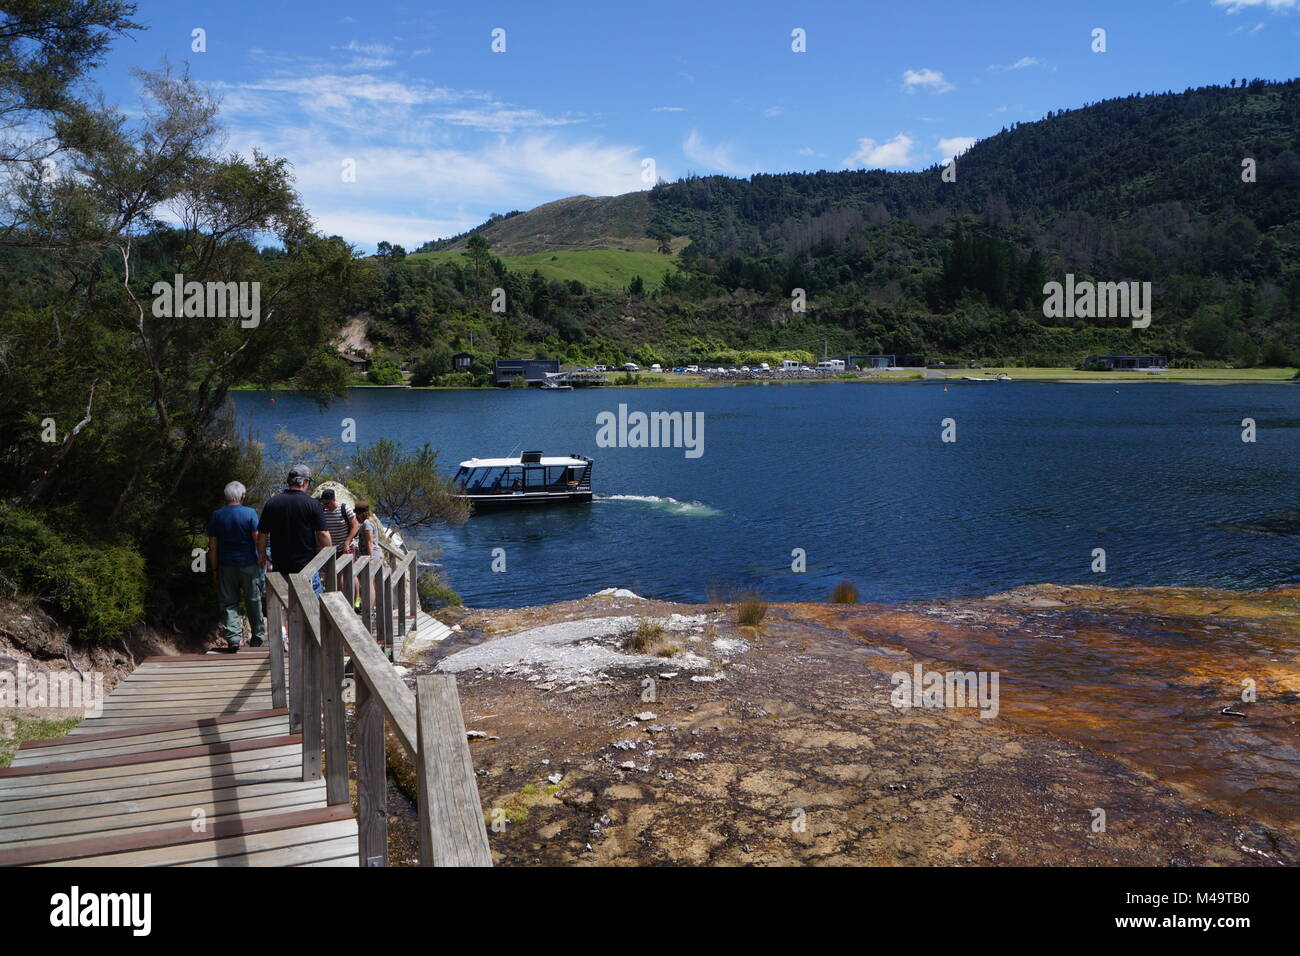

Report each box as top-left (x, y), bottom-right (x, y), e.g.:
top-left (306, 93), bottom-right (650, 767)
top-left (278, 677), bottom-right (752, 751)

top-left (621, 617), bottom-right (666, 653)
top-left (736, 592), bottom-right (767, 626)
top-left (416, 572), bottom-right (461, 611)
top-left (830, 580), bottom-right (859, 604)
top-left (0, 510), bottom-right (146, 642)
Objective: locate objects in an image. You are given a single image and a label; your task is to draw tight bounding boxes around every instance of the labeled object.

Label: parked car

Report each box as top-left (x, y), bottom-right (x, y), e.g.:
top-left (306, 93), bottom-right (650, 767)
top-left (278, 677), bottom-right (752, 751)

top-left (622, 363), bottom-right (640, 372)
top-left (650, 364), bottom-right (662, 371)
top-left (685, 365), bottom-right (699, 373)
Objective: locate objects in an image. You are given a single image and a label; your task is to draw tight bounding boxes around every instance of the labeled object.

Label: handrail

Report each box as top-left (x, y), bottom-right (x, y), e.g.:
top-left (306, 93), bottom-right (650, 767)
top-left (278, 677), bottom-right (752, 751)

top-left (263, 543), bottom-right (489, 867)
top-left (300, 545), bottom-right (336, 579)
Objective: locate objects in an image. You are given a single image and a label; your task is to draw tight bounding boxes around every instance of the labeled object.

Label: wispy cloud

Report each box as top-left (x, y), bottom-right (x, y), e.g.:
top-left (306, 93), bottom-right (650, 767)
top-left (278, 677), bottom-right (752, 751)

top-left (901, 68), bottom-right (955, 94)
top-left (682, 129), bottom-right (751, 174)
top-left (651, 105), bottom-right (685, 112)
top-left (1212, 0), bottom-right (1296, 12)
top-left (989, 56), bottom-right (1040, 72)
top-left (843, 134), bottom-right (916, 169)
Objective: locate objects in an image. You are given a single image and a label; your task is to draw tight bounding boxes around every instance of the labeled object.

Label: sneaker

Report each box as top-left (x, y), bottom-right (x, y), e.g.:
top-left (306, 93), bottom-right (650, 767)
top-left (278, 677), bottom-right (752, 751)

top-left (225, 644), bottom-right (241, 654)
top-left (249, 637), bottom-right (265, 648)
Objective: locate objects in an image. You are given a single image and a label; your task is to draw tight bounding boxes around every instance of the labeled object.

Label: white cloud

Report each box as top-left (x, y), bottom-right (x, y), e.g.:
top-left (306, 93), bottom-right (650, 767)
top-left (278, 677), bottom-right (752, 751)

top-left (990, 56), bottom-right (1040, 72)
top-left (763, 106), bottom-right (784, 118)
top-left (652, 106), bottom-right (685, 112)
top-left (682, 129), bottom-right (750, 174)
top-left (843, 134), bottom-right (916, 169)
top-left (901, 68), bottom-right (955, 94)
top-left (937, 136), bottom-right (976, 159)
top-left (218, 74), bottom-right (582, 136)
top-left (1213, 0), bottom-right (1296, 12)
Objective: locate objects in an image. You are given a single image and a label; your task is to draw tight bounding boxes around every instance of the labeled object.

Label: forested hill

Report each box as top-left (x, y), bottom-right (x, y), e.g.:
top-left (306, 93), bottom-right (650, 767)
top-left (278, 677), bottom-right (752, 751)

top-left (437, 79), bottom-right (1299, 277)
top-left (381, 79), bottom-right (1297, 374)
top-left (648, 78), bottom-right (1300, 282)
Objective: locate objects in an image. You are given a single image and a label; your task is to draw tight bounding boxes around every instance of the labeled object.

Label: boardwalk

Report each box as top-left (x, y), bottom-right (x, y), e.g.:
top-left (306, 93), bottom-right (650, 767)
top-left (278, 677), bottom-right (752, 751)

top-left (0, 649), bottom-right (358, 867)
top-left (0, 545), bottom-right (489, 869)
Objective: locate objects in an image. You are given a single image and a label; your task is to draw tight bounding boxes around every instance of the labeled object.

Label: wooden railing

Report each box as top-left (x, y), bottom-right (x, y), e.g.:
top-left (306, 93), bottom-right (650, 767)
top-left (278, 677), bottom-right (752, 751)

top-left (263, 545), bottom-right (491, 867)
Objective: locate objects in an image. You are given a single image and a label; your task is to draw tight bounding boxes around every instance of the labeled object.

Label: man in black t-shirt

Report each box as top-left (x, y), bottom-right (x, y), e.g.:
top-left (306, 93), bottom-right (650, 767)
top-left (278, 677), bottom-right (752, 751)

top-left (257, 466), bottom-right (331, 590)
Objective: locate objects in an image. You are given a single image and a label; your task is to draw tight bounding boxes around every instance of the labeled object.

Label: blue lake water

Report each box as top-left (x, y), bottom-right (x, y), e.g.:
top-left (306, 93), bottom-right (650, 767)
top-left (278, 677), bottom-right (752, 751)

top-left (230, 382), bottom-right (1300, 608)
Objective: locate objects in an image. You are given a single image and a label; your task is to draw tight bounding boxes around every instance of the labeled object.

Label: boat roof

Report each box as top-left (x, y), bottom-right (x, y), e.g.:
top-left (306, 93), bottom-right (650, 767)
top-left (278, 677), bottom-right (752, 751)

top-left (459, 456), bottom-right (588, 469)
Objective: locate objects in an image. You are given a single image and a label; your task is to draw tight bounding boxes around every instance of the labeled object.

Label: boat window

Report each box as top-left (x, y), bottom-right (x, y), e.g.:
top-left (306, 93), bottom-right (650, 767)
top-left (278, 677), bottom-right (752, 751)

top-left (524, 466), bottom-right (546, 488)
top-left (469, 467), bottom-right (506, 489)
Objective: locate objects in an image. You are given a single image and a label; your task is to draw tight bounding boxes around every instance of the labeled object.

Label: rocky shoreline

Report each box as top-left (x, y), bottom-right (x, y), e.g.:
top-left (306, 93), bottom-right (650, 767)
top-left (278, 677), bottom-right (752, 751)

top-left (387, 583), bottom-right (1299, 866)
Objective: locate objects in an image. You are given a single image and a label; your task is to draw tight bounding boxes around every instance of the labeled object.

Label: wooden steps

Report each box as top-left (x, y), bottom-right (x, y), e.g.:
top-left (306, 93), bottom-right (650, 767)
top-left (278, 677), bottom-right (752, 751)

top-left (0, 651), bottom-right (357, 867)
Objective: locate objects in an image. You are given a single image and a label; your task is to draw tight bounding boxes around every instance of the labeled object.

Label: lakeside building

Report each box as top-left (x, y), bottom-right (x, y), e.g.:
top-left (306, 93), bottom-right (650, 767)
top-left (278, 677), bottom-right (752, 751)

top-left (340, 352), bottom-right (371, 374)
top-left (494, 358), bottom-right (561, 386)
top-left (1084, 354), bottom-right (1169, 370)
top-left (452, 351), bottom-right (474, 371)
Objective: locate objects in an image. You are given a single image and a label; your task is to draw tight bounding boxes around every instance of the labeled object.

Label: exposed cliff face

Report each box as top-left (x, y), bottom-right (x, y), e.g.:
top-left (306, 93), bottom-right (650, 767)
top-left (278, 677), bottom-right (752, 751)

top-left (393, 584), bottom-right (1298, 866)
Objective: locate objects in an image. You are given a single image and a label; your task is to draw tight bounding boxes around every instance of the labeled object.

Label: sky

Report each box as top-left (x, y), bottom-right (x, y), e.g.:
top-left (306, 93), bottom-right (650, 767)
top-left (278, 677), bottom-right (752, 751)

top-left (90, 0), bottom-right (1300, 251)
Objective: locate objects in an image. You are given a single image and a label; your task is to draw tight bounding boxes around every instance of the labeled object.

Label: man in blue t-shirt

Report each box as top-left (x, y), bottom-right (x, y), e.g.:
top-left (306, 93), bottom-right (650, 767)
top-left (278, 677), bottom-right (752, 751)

top-left (207, 481), bottom-right (266, 652)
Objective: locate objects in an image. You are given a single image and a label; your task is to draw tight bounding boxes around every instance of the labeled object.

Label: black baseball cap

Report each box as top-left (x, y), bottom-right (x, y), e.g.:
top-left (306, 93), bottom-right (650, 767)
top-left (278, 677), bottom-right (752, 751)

top-left (320, 488), bottom-right (336, 500)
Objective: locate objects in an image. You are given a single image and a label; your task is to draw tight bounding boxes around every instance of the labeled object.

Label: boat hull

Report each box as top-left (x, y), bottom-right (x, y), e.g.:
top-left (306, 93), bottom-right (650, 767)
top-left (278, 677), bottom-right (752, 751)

top-left (458, 491), bottom-right (593, 512)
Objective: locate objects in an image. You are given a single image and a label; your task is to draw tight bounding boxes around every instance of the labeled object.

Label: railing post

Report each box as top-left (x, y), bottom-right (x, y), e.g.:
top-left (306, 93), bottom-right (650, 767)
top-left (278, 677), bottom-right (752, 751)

top-left (295, 580), bottom-right (322, 783)
top-left (286, 577), bottom-right (303, 735)
top-left (409, 561), bottom-right (419, 635)
top-left (341, 558), bottom-right (354, 607)
top-left (380, 562), bottom-right (394, 659)
top-left (267, 584), bottom-right (286, 709)
top-left (396, 565), bottom-right (407, 641)
top-left (358, 558), bottom-right (373, 639)
top-left (355, 674), bottom-right (388, 866)
top-left (325, 551), bottom-right (337, 593)
top-left (319, 599), bottom-right (348, 805)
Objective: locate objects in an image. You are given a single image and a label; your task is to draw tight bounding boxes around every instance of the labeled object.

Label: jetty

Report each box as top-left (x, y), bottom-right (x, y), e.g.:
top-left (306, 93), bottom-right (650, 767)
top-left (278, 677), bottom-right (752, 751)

top-left (0, 544), bottom-right (490, 868)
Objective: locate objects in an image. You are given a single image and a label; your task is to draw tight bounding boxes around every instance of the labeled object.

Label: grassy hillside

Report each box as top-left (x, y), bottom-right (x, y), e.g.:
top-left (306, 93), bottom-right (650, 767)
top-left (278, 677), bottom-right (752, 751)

top-left (405, 247), bottom-right (679, 291)
top-left (436, 192), bottom-right (655, 256)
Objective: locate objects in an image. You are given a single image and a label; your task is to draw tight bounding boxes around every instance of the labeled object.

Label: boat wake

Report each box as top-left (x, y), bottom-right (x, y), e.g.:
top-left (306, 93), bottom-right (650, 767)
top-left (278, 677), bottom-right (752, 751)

top-left (596, 494), bottom-right (721, 517)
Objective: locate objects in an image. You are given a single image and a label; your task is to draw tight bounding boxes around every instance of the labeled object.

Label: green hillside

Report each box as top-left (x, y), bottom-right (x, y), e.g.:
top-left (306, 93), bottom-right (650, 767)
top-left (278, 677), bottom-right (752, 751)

top-left (367, 79), bottom-right (1298, 375)
top-left (406, 247), bottom-right (678, 291)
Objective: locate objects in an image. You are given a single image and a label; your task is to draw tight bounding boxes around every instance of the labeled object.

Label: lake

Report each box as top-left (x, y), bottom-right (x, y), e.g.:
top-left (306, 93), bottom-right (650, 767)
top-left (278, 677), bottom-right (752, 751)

top-left (230, 382), bottom-right (1300, 608)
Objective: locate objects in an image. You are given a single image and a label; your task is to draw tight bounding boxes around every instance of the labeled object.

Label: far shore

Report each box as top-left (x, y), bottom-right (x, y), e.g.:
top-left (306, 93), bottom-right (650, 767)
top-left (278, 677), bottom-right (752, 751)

top-left (230, 366), bottom-right (1298, 393)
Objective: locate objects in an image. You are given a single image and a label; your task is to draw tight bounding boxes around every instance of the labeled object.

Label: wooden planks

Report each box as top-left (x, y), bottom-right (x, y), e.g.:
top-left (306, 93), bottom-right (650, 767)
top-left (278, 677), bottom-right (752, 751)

top-left (0, 646), bottom-right (355, 869)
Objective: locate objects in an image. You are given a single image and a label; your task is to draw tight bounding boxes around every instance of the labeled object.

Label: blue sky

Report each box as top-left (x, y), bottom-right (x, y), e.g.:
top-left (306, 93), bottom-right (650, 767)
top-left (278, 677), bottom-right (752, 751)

top-left (92, 0), bottom-right (1299, 251)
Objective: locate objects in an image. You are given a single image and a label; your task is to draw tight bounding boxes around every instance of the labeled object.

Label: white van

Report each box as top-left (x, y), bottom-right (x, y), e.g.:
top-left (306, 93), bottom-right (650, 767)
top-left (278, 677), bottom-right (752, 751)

top-left (816, 360), bottom-right (846, 371)
top-left (781, 360), bottom-right (800, 370)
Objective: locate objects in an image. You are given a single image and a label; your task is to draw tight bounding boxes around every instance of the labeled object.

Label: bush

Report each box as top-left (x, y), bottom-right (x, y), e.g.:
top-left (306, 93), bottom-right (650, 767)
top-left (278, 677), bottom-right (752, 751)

top-left (621, 618), bottom-right (666, 653)
top-left (830, 580), bottom-right (859, 604)
top-left (0, 510), bottom-right (146, 642)
top-left (736, 592), bottom-right (767, 626)
top-left (416, 572), bottom-right (461, 611)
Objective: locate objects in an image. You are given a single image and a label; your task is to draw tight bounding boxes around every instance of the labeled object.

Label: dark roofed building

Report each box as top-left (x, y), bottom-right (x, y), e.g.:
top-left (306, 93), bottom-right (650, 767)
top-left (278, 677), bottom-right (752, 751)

top-left (493, 359), bottom-right (561, 387)
top-left (452, 351), bottom-right (473, 370)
